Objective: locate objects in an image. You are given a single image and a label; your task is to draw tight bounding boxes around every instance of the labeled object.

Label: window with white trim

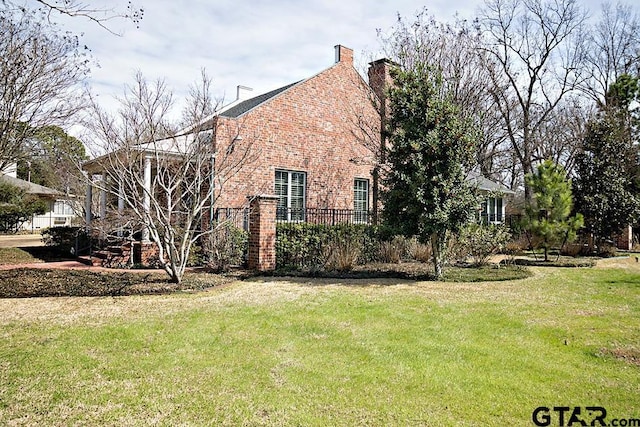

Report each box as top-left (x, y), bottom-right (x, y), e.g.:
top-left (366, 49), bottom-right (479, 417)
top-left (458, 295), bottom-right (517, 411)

top-left (275, 170), bottom-right (306, 221)
top-left (53, 200), bottom-right (74, 216)
top-left (353, 178), bottom-right (369, 223)
top-left (481, 197), bottom-right (503, 223)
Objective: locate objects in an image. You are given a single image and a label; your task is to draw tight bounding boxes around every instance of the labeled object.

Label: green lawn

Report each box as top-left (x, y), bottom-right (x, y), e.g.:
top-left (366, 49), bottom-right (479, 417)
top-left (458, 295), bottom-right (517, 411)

top-left (0, 258), bottom-right (638, 426)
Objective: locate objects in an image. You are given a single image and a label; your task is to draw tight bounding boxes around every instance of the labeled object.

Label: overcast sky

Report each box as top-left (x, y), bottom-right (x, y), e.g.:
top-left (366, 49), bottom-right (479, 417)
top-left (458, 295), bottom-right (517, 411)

top-left (36, 0), bottom-right (482, 116)
top-left (33, 0), bottom-right (608, 118)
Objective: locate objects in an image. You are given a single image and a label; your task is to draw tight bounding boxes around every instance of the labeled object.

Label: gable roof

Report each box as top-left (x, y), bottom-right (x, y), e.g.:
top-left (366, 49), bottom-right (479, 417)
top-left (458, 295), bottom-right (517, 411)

top-left (0, 174), bottom-right (62, 197)
top-left (219, 80), bottom-right (302, 119)
top-left (467, 170), bottom-right (515, 194)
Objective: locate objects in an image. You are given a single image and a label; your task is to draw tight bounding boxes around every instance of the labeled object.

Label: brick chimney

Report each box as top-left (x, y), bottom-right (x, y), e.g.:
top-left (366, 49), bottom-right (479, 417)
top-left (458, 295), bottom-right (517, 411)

top-left (334, 45), bottom-right (353, 64)
top-left (367, 58), bottom-right (395, 109)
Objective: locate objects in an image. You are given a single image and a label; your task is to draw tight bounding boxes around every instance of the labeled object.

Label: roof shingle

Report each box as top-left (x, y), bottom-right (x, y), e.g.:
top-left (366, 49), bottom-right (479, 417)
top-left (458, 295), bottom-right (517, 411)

top-left (219, 81), bottom-right (301, 118)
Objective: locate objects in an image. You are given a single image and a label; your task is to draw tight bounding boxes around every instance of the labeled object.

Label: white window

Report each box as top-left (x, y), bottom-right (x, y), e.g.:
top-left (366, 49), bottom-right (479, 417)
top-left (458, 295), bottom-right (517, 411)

top-left (482, 197), bottom-right (503, 223)
top-left (53, 200), bottom-right (74, 216)
top-left (275, 170), bottom-right (306, 221)
top-left (354, 178), bottom-right (369, 223)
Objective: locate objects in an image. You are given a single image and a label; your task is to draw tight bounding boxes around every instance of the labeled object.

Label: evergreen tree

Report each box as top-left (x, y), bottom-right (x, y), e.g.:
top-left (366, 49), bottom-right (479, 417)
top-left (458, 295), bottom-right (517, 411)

top-left (0, 180), bottom-right (47, 233)
top-left (574, 75), bottom-right (640, 249)
top-left (382, 64), bottom-right (479, 279)
top-left (17, 125), bottom-right (87, 195)
top-left (524, 160), bottom-right (583, 261)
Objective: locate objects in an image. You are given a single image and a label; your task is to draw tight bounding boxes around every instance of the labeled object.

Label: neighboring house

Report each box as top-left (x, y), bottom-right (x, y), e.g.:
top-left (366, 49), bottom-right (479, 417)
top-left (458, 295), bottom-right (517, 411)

top-left (84, 45), bottom-right (512, 229)
top-left (467, 170), bottom-right (516, 224)
top-left (0, 168), bottom-right (78, 231)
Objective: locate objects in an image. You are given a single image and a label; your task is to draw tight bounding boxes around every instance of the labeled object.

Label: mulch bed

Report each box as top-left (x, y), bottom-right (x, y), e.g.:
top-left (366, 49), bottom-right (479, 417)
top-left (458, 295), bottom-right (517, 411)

top-left (269, 262), bottom-right (532, 282)
top-left (0, 268), bottom-right (231, 298)
top-left (509, 257), bottom-right (597, 267)
top-left (0, 262), bottom-right (533, 298)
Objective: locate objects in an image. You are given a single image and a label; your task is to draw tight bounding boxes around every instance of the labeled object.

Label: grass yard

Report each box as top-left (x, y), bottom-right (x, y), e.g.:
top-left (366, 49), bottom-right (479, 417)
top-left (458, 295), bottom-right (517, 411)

top-left (0, 257), bottom-right (638, 426)
top-left (0, 246), bottom-right (71, 265)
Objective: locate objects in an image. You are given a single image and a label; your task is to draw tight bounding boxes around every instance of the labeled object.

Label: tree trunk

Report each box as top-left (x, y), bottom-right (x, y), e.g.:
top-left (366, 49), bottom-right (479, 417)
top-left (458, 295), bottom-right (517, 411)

top-left (431, 232), bottom-right (445, 280)
top-left (372, 167), bottom-right (379, 225)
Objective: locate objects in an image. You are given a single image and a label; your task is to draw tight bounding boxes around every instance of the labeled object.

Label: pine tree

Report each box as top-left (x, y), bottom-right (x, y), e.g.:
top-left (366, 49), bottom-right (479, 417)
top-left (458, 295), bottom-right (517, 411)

top-left (524, 160), bottom-right (583, 261)
top-left (382, 64), bottom-right (479, 279)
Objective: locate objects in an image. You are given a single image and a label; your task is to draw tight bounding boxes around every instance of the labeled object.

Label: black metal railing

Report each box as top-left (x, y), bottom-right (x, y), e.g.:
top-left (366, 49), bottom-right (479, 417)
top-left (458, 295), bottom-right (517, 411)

top-left (275, 208), bottom-right (372, 226)
top-left (214, 207), bottom-right (250, 231)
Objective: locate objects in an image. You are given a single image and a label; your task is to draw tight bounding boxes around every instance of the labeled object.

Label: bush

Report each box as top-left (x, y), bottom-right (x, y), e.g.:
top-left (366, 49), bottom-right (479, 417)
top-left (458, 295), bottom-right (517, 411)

top-left (323, 237), bottom-right (361, 272)
top-left (0, 181), bottom-right (47, 233)
top-left (378, 237), bottom-right (404, 263)
top-left (406, 237), bottom-right (432, 263)
top-left (276, 223), bottom-right (378, 270)
top-left (598, 243), bottom-right (618, 258)
top-left (561, 242), bottom-right (586, 257)
top-left (41, 226), bottom-right (90, 255)
top-left (455, 223), bottom-right (511, 266)
top-left (202, 223), bottom-right (248, 271)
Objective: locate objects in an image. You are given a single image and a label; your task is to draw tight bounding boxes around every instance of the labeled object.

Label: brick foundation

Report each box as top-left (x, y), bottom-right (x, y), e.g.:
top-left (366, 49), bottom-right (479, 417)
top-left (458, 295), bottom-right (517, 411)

top-left (134, 242), bottom-right (159, 266)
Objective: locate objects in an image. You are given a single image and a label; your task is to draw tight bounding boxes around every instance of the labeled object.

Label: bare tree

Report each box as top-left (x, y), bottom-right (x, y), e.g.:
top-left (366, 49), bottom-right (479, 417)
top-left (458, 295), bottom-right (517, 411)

top-left (0, 6), bottom-right (89, 172)
top-left (376, 9), bottom-right (513, 186)
top-left (2, 0), bottom-right (144, 33)
top-left (580, 1), bottom-right (640, 108)
top-left (479, 0), bottom-right (588, 203)
top-left (84, 72), bottom-right (254, 284)
top-left (530, 97), bottom-right (588, 175)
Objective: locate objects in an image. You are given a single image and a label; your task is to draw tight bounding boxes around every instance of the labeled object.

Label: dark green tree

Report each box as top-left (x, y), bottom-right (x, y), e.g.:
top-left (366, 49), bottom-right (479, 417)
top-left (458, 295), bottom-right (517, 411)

top-left (524, 160), bottom-right (583, 261)
top-left (17, 125), bottom-right (88, 195)
top-left (382, 64), bottom-right (479, 279)
top-left (574, 74), bottom-right (640, 249)
top-left (0, 180), bottom-right (47, 233)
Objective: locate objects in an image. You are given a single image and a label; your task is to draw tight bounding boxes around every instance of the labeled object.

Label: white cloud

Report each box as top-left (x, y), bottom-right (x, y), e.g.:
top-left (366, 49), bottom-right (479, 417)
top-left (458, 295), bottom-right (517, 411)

top-left (27, 0), bottom-right (607, 127)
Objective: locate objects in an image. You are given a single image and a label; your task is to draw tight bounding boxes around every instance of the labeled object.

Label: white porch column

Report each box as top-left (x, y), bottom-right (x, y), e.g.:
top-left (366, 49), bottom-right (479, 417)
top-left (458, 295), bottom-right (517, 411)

top-left (85, 178), bottom-right (93, 227)
top-left (116, 180), bottom-right (126, 237)
top-left (118, 180), bottom-right (125, 214)
top-left (99, 174), bottom-right (107, 219)
top-left (142, 156), bottom-right (152, 242)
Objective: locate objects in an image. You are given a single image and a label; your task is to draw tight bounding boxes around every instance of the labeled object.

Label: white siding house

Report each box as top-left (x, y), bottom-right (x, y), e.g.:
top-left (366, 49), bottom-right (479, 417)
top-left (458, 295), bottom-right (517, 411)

top-left (0, 172), bottom-right (79, 232)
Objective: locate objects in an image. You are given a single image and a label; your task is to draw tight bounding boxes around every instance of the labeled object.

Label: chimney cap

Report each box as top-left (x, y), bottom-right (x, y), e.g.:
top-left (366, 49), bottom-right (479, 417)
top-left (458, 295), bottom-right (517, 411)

top-left (368, 58), bottom-right (397, 67)
top-left (236, 85), bottom-right (253, 101)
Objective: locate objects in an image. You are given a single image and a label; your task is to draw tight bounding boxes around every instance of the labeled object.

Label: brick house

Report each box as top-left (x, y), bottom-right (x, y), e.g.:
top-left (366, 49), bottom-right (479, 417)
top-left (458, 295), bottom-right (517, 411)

top-left (86, 44), bottom-right (513, 224)
top-left (83, 44), bottom-right (514, 268)
top-left (209, 45), bottom-right (381, 219)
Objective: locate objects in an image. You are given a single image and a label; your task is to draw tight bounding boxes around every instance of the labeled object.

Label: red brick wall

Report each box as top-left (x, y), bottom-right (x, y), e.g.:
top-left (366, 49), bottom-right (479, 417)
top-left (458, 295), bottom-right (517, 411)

top-left (212, 48), bottom-right (381, 211)
top-left (247, 195), bottom-right (279, 270)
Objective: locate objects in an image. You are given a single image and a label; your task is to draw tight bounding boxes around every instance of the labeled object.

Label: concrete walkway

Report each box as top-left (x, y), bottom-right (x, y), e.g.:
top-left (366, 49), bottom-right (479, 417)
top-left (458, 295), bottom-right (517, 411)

top-left (0, 234), bottom-right (43, 248)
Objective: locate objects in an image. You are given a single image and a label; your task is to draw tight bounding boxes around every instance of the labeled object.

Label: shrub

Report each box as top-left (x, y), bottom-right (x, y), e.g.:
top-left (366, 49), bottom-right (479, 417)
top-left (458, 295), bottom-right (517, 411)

top-left (323, 237), bottom-right (361, 272)
top-left (408, 239), bottom-right (432, 263)
top-left (276, 223), bottom-right (378, 270)
top-left (202, 223), bottom-right (248, 271)
top-left (41, 226), bottom-right (90, 255)
top-left (0, 181), bottom-right (47, 233)
top-left (378, 238), bottom-right (404, 264)
top-left (598, 243), bottom-right (618, 258)
top-left (456, 223), bottom-right (511, 266)
top-left (561, 242), bottom-right (586, 257)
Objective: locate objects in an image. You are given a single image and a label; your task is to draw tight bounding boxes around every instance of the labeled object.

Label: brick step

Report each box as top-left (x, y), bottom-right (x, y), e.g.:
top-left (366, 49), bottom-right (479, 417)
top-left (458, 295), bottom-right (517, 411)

top-left (76, 255), bottom-right (103, 267)
top-left (93, 250), bottom-right (111, 260)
